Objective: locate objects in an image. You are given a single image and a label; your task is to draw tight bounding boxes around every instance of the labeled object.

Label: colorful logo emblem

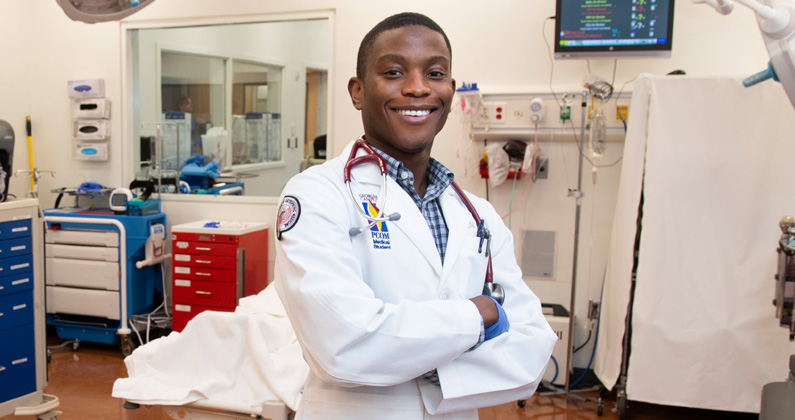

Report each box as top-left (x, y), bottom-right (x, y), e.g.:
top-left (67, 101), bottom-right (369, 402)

top-left (359, 194), bottom-right (391, 249)
top-left (276, 196), bottom-right (300, 240)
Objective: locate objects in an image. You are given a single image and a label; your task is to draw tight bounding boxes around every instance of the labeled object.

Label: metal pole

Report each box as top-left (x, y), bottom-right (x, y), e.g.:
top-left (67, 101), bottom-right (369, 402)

top-left (565, 90), bottom-right (588, 392)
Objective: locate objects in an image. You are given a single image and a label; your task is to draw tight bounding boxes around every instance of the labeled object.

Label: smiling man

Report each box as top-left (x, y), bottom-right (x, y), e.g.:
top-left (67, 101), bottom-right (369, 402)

top-left (274, 12), bottom-right (556, 420)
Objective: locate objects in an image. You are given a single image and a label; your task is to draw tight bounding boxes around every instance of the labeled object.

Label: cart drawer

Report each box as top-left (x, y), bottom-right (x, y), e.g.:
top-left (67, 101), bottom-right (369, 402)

top-left (0, 271), bottom-right (33, 297)
top-left (45, 229), bottom-right (118, 247)
top-left (173, 253), bottom-right (236, 270)
top-left (0, 324), bottom-right (36, 403)
top-left (46, 286), bottom-right (119, 320)
top-left (0, 290), bottom-right (33, 332)
top-left (45, 257), bottom-right (118, 290)
top-left (172, 265), bottom-right (236, 282)
top-left (46, 243), bottom-right (118, 262)
top-left (0, 235), bottom-right (32, 261)
top-left (172, 304), bottom-right (234, 332)
top-left (0, 254), bottom-right (32, 276)
top-left (172, 240), bottom-right (237, 256)
top-left (172, 278), bottom-right (237, 308)
top-left (0, 218), bottom-right (32, 242)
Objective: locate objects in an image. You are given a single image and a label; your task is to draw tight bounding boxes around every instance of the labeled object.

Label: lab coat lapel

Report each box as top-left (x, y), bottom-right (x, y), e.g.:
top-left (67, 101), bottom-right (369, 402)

top-left (349, 159), bottom-right (443, 277)
top-left (439, 187), bottom-right (478, 282)
top-left (389, 183), bottom-right (444, 277)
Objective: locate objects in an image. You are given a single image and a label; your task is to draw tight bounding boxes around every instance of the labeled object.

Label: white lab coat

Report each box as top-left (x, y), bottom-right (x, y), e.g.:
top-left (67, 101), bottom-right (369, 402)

top-left (274, 141), bottom-right (557, 420)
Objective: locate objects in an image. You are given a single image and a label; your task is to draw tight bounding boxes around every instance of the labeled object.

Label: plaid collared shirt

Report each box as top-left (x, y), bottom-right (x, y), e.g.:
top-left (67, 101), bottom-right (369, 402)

top-left (372, 147), bottom-right (454, 263)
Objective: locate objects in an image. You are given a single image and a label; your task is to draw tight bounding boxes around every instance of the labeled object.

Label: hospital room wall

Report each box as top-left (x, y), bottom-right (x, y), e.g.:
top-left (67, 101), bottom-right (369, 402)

top-left (1, 0), bottom-right (772, 369)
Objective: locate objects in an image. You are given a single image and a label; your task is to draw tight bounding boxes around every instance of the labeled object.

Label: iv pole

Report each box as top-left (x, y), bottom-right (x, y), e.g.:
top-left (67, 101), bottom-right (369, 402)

top-left (535, 89), bottom-right (603, 414)
top-left (565, 90), bottom-right (588, 393)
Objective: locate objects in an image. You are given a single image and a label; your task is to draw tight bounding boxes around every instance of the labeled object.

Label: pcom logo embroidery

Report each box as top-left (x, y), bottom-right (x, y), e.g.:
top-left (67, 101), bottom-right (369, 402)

top-left (359, 194), bottom-right (391, 250)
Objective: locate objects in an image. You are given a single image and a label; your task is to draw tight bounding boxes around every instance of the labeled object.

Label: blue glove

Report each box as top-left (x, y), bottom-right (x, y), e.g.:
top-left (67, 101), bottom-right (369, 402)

top-left (77, 181), bottom-right (103, 194)
top-left (483, 295), bottom-right (510, 341)
top-left (181, 162), bottom-right (220, 178)
top-left (182, 153), bottom-right (206, 167)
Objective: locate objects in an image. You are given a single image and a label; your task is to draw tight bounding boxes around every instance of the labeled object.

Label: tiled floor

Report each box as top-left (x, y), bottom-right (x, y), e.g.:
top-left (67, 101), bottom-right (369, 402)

top-left (6, 338), bottom-right (760, 420)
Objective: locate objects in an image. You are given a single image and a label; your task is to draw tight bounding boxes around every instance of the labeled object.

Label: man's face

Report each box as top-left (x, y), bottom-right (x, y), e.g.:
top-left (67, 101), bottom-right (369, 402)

top-left (349, 25), bottom-right (455, 158)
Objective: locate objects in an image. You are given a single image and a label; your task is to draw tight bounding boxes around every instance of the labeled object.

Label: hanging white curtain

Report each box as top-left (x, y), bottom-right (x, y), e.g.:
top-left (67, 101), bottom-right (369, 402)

top-left (595, 74), bottom-right (795, 413)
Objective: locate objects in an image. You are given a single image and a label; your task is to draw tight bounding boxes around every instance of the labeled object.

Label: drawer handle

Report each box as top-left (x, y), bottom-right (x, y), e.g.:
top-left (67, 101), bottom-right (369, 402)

top-left (196, 272), bottom-right (211, 277)
top-left (0, 366), bottom-right (5, 372)
top-left (195, 247), bottom-right (212, 251)
top-left (195, 291), bottom-right (212, 295)
top-left (196, 260), bottom-right (212, 264)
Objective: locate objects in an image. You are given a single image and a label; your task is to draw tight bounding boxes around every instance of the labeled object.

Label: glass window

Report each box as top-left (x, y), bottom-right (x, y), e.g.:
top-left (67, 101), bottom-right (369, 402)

top-left (126, 16), bottom-right (330, 196)
top-left (231, 61), bottom-right (283, 165)
top-left (160, 51), bottom-right (226, 163)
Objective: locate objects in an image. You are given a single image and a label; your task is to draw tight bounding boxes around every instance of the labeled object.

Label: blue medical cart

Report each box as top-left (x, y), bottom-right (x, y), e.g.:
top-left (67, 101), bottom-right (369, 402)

top-left (0, 199), bottom-right (61, 419)
top-left (42, 208), bottom-right (166, 355)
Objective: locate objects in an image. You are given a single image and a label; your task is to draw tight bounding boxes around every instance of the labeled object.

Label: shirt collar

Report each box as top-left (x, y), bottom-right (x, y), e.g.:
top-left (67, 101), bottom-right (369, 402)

top-left (367, 143), bottom-right (454, 199)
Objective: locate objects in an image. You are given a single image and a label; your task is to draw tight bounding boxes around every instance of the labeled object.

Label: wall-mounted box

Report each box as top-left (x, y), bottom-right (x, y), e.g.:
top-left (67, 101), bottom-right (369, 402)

top-left (75, 143), bottom-right (108, 161)
top-left (67, 79), bottom-right (105, 99)
top-left (74, 119), bottom-right (110, 141)
top-left (72, 98), bottom-right (110, 119)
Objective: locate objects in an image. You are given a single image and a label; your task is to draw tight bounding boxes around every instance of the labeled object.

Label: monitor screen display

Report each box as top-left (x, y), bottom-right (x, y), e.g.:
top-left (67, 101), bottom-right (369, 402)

top-left (555, 0), bottom-right (675, 59)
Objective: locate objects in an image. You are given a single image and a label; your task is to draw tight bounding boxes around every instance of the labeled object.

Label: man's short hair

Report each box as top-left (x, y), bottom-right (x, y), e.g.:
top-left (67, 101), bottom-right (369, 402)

top-left (356, 12), bottom-right (452, 81)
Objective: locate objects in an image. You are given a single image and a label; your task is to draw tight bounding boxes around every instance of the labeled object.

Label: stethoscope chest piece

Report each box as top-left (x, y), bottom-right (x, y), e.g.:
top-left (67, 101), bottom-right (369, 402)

top-left (483, 282), bottom-right (505, 306)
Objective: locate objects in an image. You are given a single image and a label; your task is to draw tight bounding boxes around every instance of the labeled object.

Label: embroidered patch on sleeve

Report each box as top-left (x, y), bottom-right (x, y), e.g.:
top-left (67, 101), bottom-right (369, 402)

top-left (276, 196), bottom-right (301, 240)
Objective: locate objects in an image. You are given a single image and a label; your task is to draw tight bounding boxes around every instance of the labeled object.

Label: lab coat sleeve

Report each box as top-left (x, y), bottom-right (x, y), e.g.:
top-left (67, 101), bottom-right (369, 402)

top-left (420, 193), bottom-right (557, 414)
top-left (274, 165), bottom-right (484, 388)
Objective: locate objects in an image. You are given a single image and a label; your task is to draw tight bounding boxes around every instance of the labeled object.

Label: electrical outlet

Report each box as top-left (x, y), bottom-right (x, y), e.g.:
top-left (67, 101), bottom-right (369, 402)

top-left (616, 105), bottom-right (629, 121)
top-left (535, 157), bottom-right (549, 180)
top-left (479, 102), bottom-right (506, 124)
top-left (588, 300), bottom-right (600, 320)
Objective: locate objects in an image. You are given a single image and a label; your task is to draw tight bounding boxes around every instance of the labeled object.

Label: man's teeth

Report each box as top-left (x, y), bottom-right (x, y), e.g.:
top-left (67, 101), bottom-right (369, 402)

top-left (398, 109), bottom-right (431, 117)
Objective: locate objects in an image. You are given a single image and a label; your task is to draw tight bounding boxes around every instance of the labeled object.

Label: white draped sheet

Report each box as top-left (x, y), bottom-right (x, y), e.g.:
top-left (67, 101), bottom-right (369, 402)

top-left (594, 74), bottom-right (795, 412)
top-left (112, 285), bottom-right (309, 411)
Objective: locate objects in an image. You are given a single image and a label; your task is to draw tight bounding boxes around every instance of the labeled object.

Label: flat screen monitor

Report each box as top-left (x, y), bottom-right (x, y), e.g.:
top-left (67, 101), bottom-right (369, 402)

top-left (555, 0), bottom-right (675, 59)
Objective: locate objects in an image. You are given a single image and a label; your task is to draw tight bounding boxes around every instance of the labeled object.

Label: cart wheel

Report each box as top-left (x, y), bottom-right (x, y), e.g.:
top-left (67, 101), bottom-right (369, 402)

top-left (597, 403), bottom-right (604, 417)
top-left (121, 336), bottom-right (136, 357)
top-left (71, 341), bottom-right (79, 352)
top-left (517, 399), bottom-right (526, 408)
top-left (37, 410), bottom-right (62, 420)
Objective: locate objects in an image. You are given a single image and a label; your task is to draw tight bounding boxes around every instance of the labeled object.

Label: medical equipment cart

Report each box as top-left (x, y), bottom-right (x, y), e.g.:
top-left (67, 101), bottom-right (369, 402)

top-left (0, 199), bottom-right (61, 419)
top-left (42, 207), bottom-right (166, 356)
top-left (170, 220), bottom-right (268, 332)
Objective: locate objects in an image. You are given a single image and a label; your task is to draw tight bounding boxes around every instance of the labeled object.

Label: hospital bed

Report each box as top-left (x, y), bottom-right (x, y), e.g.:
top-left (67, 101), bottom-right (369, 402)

top-left (112, 286), bottom-right (307, 420)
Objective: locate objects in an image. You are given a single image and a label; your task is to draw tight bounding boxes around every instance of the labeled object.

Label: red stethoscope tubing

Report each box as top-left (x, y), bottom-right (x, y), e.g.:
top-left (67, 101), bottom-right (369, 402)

top-left (449, 181), bottom-right (494, 288)
top-left (345, 138), bottom-right (496, 289)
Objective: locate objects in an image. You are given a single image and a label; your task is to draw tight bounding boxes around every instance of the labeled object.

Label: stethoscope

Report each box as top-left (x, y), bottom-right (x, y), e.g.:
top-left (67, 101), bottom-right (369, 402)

top-left (344, 137), bottom-right (505, 304)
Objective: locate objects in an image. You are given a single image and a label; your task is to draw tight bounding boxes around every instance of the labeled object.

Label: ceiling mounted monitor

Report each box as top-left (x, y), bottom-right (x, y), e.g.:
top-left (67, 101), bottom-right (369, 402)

top-left (554, 0), bottom-right (675, 60)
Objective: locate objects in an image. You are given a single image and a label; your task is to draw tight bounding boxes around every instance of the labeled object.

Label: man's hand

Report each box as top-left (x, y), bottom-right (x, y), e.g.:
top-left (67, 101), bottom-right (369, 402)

top-left (470, 295), bottom-right (510, 341)
top-left (470, 295), bottom-right (499, 328)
